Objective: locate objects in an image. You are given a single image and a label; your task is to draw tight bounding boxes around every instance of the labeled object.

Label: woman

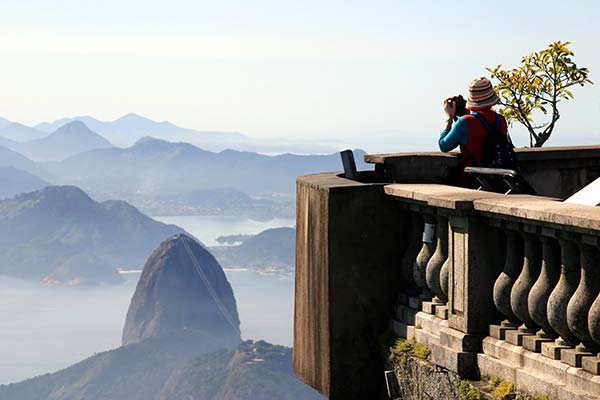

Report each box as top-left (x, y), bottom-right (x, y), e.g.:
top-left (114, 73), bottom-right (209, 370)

top-left (438, 77), bottom-right (510, 185)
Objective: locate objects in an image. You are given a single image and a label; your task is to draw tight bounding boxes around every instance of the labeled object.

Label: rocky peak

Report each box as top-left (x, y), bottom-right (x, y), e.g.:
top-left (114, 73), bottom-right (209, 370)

top-left (122, 234), bottom-right (241, 346)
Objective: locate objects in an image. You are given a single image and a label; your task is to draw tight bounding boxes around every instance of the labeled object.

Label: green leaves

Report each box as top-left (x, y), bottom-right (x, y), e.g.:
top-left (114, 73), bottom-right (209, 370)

top-left (487, 41), bottom-right (593, 147)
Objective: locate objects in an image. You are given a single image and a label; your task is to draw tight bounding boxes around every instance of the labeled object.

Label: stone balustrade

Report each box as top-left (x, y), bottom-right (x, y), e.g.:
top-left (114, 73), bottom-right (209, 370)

top-left (384, 183), bottom-right (600, 399)
top-left (293, 152), bottom-right (600, 399)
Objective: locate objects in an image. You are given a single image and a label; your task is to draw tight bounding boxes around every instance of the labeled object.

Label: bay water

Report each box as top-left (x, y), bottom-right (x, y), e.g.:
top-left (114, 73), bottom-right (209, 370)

top-left (0, 215), bottom-right (296, 384)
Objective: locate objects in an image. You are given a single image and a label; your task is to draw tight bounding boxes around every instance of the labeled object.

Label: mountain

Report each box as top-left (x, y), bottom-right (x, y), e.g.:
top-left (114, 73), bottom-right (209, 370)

top-left (36, 113), bottom-right (247, 149)
top-left (44, 137), bottom-right (367, 198)
top-left (0, 167), bottom-right (49, 199)
top-left (0, 233), bottom-right (322, 400)
top-left (0, 135), bottom-right (19, 150)
top-left (212, 227), bottom-right (295, 274)
top-left (158, 340), bottom-right (323, 400)
top-left (0, 145), bottom-right (48, 178)
top-left (0, 122), bottom-right (47, 142)
top-left (0, 116), bottom-right (10, 129)
top-left (0, 185), bottom-right (185, 284)
top-left (17, 121), bottom-right (113, 161)
top-left (123, 234), bottom-right (241, 346)
top-left (0, 335), bottom-right (323, 400)
top-left (140, 187), bottom-right (294, 218)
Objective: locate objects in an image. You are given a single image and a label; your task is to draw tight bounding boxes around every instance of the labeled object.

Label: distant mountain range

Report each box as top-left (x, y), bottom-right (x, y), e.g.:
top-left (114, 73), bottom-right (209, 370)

top-left (0, 122), bottom-right (48, 142)
top-left (0, 185), bottom-right (184, 284)
top-left (212, 227), bottom-right (295, 275)
top-left (0, 167), bottom-right (49, 200)
top-left (0, 113), bottom-right (339, 153)
top-left (35, 113), bottom-right (247, 150)
top-left (0, 114), bottom-right (366, 217)
top-left (44, 137), bottom-right (366, 198)
top-left (0, 121), bottom-right (113, 161)
top-left (0, 146), bottom-right (48, 178)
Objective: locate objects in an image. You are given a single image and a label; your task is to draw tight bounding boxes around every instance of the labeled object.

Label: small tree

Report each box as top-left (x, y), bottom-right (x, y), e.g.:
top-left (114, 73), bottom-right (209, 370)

top-left (487, 41), bottom-right (592, 147)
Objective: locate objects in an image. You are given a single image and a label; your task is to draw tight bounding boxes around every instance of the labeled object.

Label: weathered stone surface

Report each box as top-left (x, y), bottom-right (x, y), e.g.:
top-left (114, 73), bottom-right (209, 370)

top-left (391, 319), bottom-right (415, 340)
top-left (122, 234), bottom-right (241, 347)
top-left (510, 232), bottom-right (542, 330)
top-left (409, 296), bottom-right (423, 310)
top-left (541, 341), bottom-right (572, 360)
top-left (522, 335), bottom-right (554, 353)
top-left (294, 173), bottom-right (406, 399)
top-left (435, 305), bottom-right (449, 320)
top-left (365, 152), bottom-right (459, 184)
top-left (414, 213), bottom-right (436, 295)
top-left (474, 196), bottom-right (600, 234)
top-left (371, 145), bottom-right (600, 199)
top-left (494, 229), bottom-right (524, 325)
top-left (422, 300), bottom-right (442, 314)
top-left (529, 235), bottom-right (561, 336)
top-left (582, 356), bottom-right (600, 375)
top-left (490, 324), bottom-right (517, 340)
top-left (400, 212), bottom-right (423, 293)
top-left (547, 240), bottom-right (581, 347)
top-left (567, 244), bottom-right (600, 351)
top-left (505, 329), bottom-right (535, 347)
top-left (561, 348), bottom-right (596, 367)
top-left (426, 215), bottom-right (449, 301)
top-left (447, 216), bottom-right (505, 335)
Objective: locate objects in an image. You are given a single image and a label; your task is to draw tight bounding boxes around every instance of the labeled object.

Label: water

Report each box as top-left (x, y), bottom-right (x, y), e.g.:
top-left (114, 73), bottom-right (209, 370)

top-left (0, 215), bottom-right (295, 385)
top-left (154, 215), bottom-right (296, 246)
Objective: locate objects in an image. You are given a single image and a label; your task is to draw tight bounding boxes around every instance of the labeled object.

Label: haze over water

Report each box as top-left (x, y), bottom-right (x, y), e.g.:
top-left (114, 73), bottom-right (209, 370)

top-left (0, 215), bottom-right (295, 385)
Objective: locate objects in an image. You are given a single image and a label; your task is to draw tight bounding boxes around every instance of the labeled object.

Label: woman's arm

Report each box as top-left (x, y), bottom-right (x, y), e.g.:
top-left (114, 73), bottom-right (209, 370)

top-left (438, 117), bottom-right (468, 152)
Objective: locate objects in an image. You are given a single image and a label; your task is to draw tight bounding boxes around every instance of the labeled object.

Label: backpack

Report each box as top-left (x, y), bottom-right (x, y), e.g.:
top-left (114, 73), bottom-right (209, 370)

top-left (472, 112), bottom-right (518, 169)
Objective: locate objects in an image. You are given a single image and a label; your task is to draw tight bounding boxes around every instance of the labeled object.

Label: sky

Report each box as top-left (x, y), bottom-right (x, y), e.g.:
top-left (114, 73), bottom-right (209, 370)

top-left (0, 0), bottom-right (599, 152)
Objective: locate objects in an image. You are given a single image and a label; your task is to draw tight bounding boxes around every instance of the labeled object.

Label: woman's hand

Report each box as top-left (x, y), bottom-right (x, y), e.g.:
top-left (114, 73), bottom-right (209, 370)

top-left (443, 98), bottom-right (456, 120)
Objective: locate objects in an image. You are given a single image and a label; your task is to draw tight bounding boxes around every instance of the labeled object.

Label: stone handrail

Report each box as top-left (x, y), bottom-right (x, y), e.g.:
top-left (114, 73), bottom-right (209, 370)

top-left (385, 183), bottom-right (600, 387)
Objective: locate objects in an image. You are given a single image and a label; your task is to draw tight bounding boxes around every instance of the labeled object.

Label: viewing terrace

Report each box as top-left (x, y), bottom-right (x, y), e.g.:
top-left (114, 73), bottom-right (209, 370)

top-left (293, 146), bottom-right (600, 400)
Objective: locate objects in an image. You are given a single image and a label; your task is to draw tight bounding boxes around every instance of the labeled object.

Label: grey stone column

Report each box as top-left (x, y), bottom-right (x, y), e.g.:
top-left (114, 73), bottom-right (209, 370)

top-left (526, 234), bottom-right (560, 347)
top-left (505, 231), bottom-right (541, 346)
top-left (493, 228), bottom-right (523, 326)
top-left (510, 232), bottom-right (542, 330)
top-left (566, 243), bottom-right (600, 354)
top-left (414, 212), bottom-right (437, 299)
top-left (426, 214), bottom-right (449, 302)
top-left (543, 238), bottom-right (580, 359)
top-left (584, 238), bottom-right (600, 374)
top-left (399, 212), bottom-right (423, 296)
top-left (440, 256), bottom-right (450, 299)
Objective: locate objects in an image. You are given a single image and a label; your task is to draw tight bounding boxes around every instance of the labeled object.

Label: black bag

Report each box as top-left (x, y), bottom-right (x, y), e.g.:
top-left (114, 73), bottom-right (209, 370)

top-left (472, 112), bottom-right (517, 169)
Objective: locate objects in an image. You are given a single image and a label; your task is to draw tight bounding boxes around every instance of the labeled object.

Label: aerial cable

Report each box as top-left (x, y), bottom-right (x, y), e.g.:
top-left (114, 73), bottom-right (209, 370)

top-left (181, 237), bottom-right (241, 336)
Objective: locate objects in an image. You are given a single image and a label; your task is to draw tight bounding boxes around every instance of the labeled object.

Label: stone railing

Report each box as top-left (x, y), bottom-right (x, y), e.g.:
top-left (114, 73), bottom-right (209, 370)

top-left (366, 145), bottom-right (600, 199)
top-left (293, 146), bottom-right (600, 400)
top-left (385, 183), bottom-right (600, 399)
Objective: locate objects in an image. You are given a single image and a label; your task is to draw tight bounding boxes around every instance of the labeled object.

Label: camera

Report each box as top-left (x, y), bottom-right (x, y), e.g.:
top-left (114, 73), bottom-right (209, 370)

top-left (451, 95), bottom-right (468, 120)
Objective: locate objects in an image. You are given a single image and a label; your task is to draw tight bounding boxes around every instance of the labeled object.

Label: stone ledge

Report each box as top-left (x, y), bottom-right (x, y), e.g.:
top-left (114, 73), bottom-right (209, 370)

top-left (477, 353), bottom-right (599, 400)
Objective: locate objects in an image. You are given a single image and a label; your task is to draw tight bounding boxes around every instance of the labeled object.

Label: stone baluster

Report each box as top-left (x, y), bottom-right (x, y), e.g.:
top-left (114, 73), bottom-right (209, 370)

top-left (423, 214), bottom-right (449, 316)
top-left (399, 211), bottom-right (423, 297)
top-left (584, 237), bottom-right (600, 375)
top-left (440, 255), bottom-right (450, 300)
top-left (543, 238), bottom-right (581, 360)
top-left (563, 242), bottom-right (600, 367)
top-left (413, 212), bottom-right (437, 301)
top-left (426, 214), bottom-right (449, 302)
top-left (524, 232), bottom-right (560, 352)
top-left (506, 230), bottom-right (542, 346)
top-left (490, 224), bottom-right (524, 340)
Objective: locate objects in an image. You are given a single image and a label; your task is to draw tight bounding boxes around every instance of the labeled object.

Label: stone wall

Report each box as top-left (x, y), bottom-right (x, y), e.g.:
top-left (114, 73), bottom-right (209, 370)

top-left (364, 145), bottom-right (600, 199)
top-left (294, 173), bottom-right (407, 399)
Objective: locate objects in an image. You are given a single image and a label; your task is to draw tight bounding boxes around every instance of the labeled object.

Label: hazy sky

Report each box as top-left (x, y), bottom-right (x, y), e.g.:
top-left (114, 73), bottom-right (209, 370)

top-left (0, 0), bottom-right (599, 152)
